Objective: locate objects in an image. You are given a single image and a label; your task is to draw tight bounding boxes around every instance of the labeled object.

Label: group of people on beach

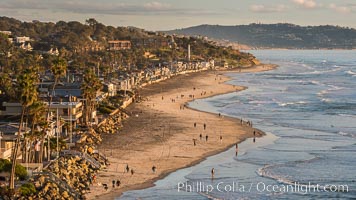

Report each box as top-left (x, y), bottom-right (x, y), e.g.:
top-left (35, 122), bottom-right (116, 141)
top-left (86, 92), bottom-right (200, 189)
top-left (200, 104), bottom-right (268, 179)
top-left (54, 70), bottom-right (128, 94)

top-left (151, 82), bottom-right (261, 189)
top-left (192, 122), bottom-right (210, 146)
top-left (193, 122), bottom-right (206, 130)
top-left (125, 164), bottom-right (135, 175)
top-left (111, 180), bottom-right (121, 189)
top-left (240, 118), bottom-right (254, 128)
top-left (101, 163), bottom-right (159, 191)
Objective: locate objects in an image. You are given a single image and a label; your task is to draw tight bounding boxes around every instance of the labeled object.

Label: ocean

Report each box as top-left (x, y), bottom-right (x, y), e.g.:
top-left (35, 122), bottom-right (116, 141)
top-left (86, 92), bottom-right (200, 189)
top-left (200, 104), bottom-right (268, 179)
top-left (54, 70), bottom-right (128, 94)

top-left (118, 50), bottom-right (356, 199)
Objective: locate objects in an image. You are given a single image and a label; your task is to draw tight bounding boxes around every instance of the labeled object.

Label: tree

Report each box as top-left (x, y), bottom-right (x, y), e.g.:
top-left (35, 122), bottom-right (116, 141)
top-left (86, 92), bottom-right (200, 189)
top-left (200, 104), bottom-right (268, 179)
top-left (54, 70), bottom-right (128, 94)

top-left (0, 159), bottom-right (28, 180)
top-left (27, 101), bottom-right (46, 163)
top-left (51, 58), bottom-right (67, 91)
top-left (81, 68), bottom-right (102, 126)
top-left (43, 57), bottom-right (67, 161)
top-left (19, 183), bottom-right (36, 197)
top-left (0, 33), bottom-right (12, 71)
top-left (85, 18), bottom-right (98, 31)
top-left (0, 73), bottom-right (16, 101)
top-left (9, 68), bottom-right (38, 190)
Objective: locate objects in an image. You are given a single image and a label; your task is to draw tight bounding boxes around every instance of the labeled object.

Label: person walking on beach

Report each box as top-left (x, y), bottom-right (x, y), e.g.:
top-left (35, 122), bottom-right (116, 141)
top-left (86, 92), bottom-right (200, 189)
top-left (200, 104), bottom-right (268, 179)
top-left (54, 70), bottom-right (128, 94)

top-left (152, 166), bottom-right (156, 173)
top-left (199, 133), bottom-right (202, 140)
top-left (193, 139), bottom-right (197, 146)
top-left (116, 180), bottom-right (121, 187)
top-left (240, 118), bottom-right (243, 125)
top-left (194, 122), bottom-right (196, 127)
top-left (206, 135), bottom-right (209, 142)
top-left (112, 180), bottom-right (116, 188)
top-left (103, 184), bottom-right (108, 191)
top-left (131, 169), bottom-right (134, 175)
top-left (203, 123), bottom-right (206, 130)
top-left (220, 135), bottom-right (223, 144)
top-left (253, 130), bottom-right (256, 136)
top-left (211, 168), bottom-right (215, 179)
top-left (253, 137), bottom-right (256, 143)
top-left (235, 144), bottom-right (239, 157)
top-left (125, 164), bottom-right (129, 173)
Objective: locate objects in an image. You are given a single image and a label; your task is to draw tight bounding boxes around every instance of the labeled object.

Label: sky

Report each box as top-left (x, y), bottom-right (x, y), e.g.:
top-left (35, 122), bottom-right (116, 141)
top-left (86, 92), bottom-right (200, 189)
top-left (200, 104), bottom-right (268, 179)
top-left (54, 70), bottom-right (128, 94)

top-left (0, 0), bottom-right (355, 31)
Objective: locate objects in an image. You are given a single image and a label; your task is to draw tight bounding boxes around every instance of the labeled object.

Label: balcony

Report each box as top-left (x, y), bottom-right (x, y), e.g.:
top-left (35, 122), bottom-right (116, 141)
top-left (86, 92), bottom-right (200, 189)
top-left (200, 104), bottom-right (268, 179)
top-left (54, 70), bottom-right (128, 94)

top-left (0, 148), bottom-right (12, 159)
top-left (61, 111), bottom-right (83, 121)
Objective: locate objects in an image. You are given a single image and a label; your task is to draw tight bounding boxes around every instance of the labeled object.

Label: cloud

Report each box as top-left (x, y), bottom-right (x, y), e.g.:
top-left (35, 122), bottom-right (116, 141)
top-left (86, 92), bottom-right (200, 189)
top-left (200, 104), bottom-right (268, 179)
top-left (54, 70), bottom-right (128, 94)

top-left (329, 4), bottom-right (352, 14)
top-left (0, 0), bottom-right (219, 16)
top-left (249, 4), bottom-right (287, 13)
top-left (144, 2), bottom-right (171, 10)
top-left (292, 0), bottom-right (317, 9)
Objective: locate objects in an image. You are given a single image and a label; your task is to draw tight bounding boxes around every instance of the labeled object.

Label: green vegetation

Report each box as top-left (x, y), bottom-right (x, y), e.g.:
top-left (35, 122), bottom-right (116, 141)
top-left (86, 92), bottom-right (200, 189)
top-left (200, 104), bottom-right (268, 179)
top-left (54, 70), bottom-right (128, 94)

top-left (0, 159), bottom-right (11, 171)
top-left (81, 68), bottom-right (103, 124)
top-left (15, 165), bottom-right (28, 181)
top-left (19, 183), bottom-right (36, 196)
top-left (0, 17), bottom-right (260, 191)
top-left (98, 106), bottom-right (114, 114)
top-left (0, 159), bottom-right (28, 181)
top-left (169, 23), bottom-right (356, 49)
top-left (0, 16), bottom-right (257, 73)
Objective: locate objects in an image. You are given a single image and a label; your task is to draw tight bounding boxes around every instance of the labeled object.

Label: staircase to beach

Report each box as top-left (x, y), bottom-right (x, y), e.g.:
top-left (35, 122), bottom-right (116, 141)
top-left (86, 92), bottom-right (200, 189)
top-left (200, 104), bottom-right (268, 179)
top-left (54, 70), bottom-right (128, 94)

top-left (60, 150), bottom-right (101, 169)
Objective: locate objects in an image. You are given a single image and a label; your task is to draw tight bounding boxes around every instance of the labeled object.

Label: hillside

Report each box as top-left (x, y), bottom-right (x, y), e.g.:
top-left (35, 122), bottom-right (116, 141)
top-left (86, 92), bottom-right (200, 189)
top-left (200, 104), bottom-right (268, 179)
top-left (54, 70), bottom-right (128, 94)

top-left (168, 24), bottom-right (356, 49)
top-left (0, 17), bottom-right (259, 73)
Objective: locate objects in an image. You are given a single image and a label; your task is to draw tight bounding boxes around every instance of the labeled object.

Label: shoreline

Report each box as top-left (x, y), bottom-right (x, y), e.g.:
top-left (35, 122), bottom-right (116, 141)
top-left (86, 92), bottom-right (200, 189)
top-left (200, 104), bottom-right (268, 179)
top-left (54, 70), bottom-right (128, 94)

top-left (86, 64), bottom-right (277, 200)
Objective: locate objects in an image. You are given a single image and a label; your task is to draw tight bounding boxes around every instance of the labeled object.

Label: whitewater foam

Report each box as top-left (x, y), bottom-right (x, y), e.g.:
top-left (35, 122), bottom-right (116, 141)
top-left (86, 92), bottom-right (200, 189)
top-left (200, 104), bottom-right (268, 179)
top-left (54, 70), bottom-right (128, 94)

top-left (278, 101), bottom-right (308, 107)
top-left (338, 132), bottom-right (356, 138)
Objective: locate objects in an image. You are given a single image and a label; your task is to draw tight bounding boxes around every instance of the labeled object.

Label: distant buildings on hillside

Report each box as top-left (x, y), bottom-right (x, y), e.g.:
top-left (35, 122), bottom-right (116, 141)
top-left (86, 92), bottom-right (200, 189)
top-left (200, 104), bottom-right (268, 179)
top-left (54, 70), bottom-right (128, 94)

top-left (108, 40), bottom-right (131, 51)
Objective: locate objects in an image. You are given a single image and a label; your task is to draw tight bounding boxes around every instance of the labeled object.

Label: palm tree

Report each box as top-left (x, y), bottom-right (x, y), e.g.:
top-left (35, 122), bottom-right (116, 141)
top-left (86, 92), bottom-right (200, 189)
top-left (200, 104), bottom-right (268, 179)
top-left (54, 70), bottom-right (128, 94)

top-left (0, 73), bottom-right (16, 101)
top-left (81, 68), bottom-right (102, 126)
top-left (50, 58), bottom-right (67, 99)
top-left (42, 57), bottom-right (67, 161)
top-left (9, 68), bottom-right (38, 190)
top-left (27, 101), bottom-right (46, 163)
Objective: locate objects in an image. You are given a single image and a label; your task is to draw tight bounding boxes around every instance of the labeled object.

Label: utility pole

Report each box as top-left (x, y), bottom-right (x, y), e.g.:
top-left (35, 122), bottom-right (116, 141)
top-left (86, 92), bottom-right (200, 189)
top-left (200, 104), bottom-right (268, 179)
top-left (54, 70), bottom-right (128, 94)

top-left (70, 103), bottom-right (72, 144)
top-left (56, 108), bottom-right (59, 159)
top-left (188, 44), bottom-right (191, 62)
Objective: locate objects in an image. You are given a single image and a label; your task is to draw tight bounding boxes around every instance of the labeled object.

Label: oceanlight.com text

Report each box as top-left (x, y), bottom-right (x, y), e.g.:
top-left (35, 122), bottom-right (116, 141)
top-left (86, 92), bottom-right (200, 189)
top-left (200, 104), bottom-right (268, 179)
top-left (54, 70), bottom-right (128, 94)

top-left (255, 182), bottom-right (349, 194)
top-left (177, 181), bottom-right (349, 194)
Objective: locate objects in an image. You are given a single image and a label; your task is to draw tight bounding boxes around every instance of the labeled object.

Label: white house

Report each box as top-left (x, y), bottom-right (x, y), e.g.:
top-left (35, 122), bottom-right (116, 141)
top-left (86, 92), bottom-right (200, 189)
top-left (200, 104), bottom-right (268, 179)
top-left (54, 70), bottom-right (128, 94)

top-left (15, 36), bottom-right (30, 44)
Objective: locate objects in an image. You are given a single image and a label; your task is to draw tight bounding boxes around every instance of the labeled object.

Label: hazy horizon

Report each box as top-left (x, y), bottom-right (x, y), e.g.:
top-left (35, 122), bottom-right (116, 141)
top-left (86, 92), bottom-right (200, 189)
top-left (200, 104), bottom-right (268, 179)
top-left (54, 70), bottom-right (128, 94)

top-left (2, 16), bottom-right (356, 32)
top-left (0, 0), bottom-right (355, 31)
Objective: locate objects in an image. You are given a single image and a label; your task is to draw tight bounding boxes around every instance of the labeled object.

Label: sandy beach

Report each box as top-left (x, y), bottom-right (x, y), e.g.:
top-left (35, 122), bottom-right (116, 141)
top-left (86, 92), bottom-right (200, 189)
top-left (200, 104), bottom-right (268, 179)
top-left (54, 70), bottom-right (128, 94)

top-left (86, 64), bottom-right (277, 200)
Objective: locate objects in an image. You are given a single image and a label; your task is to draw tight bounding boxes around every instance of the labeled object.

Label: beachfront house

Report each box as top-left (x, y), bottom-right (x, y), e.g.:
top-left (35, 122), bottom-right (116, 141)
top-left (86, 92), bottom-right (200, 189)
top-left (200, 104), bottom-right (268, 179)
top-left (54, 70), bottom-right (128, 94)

top-left (103, 82), bottom-right (116, 97)
top-left (161, 67), bottom-right (171, 78)
top-left (47, 100), bottom-right (83, 129)
top-left (0, 123), bottom-right (30, 160)
top-left (0, 98), bottom-right (82, 136)
top-left (117, 78), bottom-right (132, 91)
top-left (51, 83), bottom-right (82, 97)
